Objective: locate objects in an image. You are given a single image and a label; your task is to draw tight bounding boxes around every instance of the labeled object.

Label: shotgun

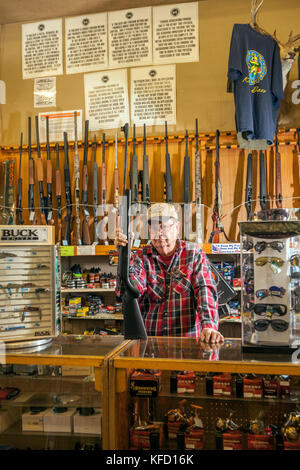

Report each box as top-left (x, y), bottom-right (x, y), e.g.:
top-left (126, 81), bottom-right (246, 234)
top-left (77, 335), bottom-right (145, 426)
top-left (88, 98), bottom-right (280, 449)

top-left (130, 124), bottom-right (139, 206)
top-left (97, 133), bottom-right (108, 244)
top-left (81, 120), bottom-right (91, 245)
top-left (16, 132), bottom-right (24, 225)
top-left (114, 133), bottom-right (120, 214)
top-left (63, 132), bottom-right (72, 245)
top-left (55, 142), bottom-right (62, 245)
top-left (118, 122), bottom-right (147, 340)
top-left (275, 130), bottom-right (283, 209)
top-left (45, 116), bottom-right (54, 225)
top-left (183, 130), bottom-right (191, 241)
top-left (164, 121), bottom-right (173, 202)
top-left (92, 134), bottom-right (98, 244)
top-left (195, 118), bottom-right (203, 244)
top-left (2, 160), bottom-right (15, 225)
top-left (245, 151), bottom-right (253, 221)
top-left (35, 116), bottom-right (47, 225)
top-left (28, 117), bottom-right (37, 225)
top-left (73, 111), bottom-right (82, 245)
top-left (209, 130), bottom-right (230, 243)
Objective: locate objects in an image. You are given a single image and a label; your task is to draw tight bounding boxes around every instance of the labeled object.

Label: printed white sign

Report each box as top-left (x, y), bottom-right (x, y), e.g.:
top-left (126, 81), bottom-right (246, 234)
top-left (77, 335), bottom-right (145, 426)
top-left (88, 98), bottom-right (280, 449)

top-left (38, 109), bottom-right (83, 142)
top-left (153, 2), bottom-right (199, 64)
top-left (65, 13), bottom-right (108, 74)
top-left (22, 18), bottom-right (63, 79)
top-left (34, 77), bottom-right (56, 108)
top-left (108, 7), bottom-right (152, 68)
top-left (131, 64), bottom-right (176, 126)
top-left (84, 69), bottom-right (129, 130)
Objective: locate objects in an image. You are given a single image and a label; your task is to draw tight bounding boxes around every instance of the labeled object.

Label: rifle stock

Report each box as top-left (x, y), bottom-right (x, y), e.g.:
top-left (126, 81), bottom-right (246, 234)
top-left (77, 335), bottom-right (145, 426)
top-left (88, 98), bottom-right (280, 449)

top-left (118, 123), bottom-right (147, 340)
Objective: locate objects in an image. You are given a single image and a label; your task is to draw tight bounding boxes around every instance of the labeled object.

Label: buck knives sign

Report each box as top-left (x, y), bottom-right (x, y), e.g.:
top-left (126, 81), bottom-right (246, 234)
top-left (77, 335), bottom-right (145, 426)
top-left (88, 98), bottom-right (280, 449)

top-left (0, 226), bottom-right (50, 243)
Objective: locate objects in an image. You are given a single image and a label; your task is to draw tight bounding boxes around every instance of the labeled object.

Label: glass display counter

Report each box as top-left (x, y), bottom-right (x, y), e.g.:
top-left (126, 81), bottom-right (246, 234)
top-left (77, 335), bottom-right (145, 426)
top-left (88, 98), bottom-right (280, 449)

top-left (0, 334), bottom-right (128, 450)
top-left (110, 337), bottom-right (300, 451)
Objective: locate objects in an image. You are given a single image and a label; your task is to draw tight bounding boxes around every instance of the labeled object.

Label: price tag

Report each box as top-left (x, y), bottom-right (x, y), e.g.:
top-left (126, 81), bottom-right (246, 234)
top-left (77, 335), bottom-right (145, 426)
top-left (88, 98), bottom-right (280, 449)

top-left (60, 246), bottom-right (75, 256)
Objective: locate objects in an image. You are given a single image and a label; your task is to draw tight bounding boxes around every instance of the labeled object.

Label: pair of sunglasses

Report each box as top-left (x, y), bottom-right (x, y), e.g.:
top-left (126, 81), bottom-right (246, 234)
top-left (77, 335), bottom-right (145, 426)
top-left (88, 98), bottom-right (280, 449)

top-left (254, 241), bottom-right (285, 254)
top-left (253, 318), bottom-right (289, 332)
top-left (255, 257), bottom-right (285, 267)
top-left (252, 303), bottom-right (287, 316)
top-left (255, 286), bottom-right (286, 300)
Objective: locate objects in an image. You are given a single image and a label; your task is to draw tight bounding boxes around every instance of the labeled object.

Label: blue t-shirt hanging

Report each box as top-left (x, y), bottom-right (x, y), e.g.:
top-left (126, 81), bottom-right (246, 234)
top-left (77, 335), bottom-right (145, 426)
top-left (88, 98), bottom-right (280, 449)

top-left (228, 24), bottom-right (284, 145)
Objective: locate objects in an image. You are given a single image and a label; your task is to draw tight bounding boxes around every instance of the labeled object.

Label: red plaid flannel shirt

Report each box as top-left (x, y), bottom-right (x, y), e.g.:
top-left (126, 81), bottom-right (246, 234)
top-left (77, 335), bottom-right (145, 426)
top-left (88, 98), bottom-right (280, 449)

top-left (116, 240), bottom-right (219, 338)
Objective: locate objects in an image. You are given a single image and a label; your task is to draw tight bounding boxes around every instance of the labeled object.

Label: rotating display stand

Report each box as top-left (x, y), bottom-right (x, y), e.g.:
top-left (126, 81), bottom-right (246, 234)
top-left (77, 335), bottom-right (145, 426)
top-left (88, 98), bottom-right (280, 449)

top-left (239, 220), bottom-right (300, 353)
top-left (0, 225), bottom-right (59, 349)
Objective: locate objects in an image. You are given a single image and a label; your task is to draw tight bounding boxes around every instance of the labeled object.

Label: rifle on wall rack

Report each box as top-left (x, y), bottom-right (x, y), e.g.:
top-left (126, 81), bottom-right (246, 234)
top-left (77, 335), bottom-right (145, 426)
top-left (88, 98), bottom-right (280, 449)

top-left (55, 143), bottom-right (62, 245)
top-left (275, 130), bottom-right (283, 209)
top-left (28, 117), bottom-right (37, 225)
top-left (164, 121), bottom-right (173, 203)
top-left (73, 111), bottom-right (82, 245)
top-left (259, 150), bottom-right (267, 213)
top-left (63, 132), bottom-right (72, 246)
top-left (194, 118), bottom-right (203, 244)
top-left (118, 122), bottom-right (147, 340)
top-left (16, 132), bottom-right (24, 225)
top-left (209, 130), bottom-right (230, 243)
top-left (35, 116), bottom-right (47, 225)
top-left (92, 134), bottom-right (98, 244)
top-left (46, 116), bottom-right (54, 225)
top-left (113, 133), bottom-right (120, 229)
top-left (245, 151), bottom-right (253, 221)
top-left (183, 130), bottom-right (191, 241)
top-left (81, 120), bottom-right (91, 245)
top-left (97, 133), bottom-right (108, 244)
top-left (141, 124), bottom-right (150, 208)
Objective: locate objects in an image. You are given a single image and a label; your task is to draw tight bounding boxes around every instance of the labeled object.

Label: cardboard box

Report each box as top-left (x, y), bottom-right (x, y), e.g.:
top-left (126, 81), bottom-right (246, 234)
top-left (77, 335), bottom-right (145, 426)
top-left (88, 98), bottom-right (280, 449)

top-left (213, 374), bottom-right (232, 397)
top-left (177, 372), bottom-right (195, 394)
top-left (129, 370), bottom-right (161, 397)
top-left (247, 433), bottom-right (275, 450)
top-left (44, 408), bottom-right (76, 433)
top-left (223, 431), bottom-right (243, 450)
top-left (22, 408), bottom-right (49, 432)
top-left (0, 408), bottom-right (20, 432)
top-left (73, 409), bottom-right (102, 435)
top-left (184, 427), bottom-right (204, 450)
top-left (130, 423), bottom-right (162, 450)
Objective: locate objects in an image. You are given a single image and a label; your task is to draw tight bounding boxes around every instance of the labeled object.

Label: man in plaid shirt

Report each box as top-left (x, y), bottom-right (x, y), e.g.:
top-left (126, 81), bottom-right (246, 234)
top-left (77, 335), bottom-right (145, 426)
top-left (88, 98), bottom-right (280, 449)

top-left (116, 203), bottom-right (223, 343)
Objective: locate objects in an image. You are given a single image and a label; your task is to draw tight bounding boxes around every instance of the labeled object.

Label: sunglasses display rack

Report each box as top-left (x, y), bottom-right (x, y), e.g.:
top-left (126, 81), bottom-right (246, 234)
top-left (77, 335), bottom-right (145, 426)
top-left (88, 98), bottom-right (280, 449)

top-left (0, 225), bottom-right (59, 346)
top-left (239, 220), bottom-right (300, 353)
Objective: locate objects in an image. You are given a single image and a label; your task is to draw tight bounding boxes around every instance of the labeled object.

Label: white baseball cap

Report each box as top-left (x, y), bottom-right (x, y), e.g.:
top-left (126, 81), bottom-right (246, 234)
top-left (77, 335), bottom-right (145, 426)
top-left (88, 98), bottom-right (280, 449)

top-left (147, 203), bottom-right (179, 221)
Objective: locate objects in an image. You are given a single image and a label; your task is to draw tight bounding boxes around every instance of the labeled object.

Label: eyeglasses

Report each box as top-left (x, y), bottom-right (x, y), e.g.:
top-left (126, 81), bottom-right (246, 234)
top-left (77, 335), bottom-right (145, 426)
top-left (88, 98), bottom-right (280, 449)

top-left (149, 220), bottom-right (176, 234)
top-left (254, 241), bottom-right (284, 254)
top-left (255, 286), bottom-right (286, 300)
top-left (252, 303), bottom-right (287, 316)
top-left (253, 318), bottom-right (289, 332)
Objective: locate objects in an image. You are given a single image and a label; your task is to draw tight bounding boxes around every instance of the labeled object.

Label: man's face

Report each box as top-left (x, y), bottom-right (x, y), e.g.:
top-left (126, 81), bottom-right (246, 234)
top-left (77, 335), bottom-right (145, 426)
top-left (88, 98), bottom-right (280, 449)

top-left (149, 217), bottom-right (179, 256)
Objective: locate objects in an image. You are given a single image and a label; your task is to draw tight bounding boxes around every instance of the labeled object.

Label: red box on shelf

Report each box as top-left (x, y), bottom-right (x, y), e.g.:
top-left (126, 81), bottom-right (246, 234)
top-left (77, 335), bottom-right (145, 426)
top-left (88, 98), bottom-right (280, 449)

top-left (247, 434), bottom-right (275, 450)
top-left (177, 372), bottom-right (195, 394)
top-left (130, 423), bottom-right (163, 450)
top-left (213, 374), bottom-right (232, 397)
top-left (223, 431), bottom-right (243, 450)
top-left (184, 427), bottom-right (204, 450)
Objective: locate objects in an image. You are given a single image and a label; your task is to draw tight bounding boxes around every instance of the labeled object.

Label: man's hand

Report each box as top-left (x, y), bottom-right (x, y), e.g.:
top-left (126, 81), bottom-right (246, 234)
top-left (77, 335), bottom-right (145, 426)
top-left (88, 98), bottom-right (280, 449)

top-left (200, 327), bottom-right (224, 343)
top-left (114, 228), bottom-right (134, 249)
